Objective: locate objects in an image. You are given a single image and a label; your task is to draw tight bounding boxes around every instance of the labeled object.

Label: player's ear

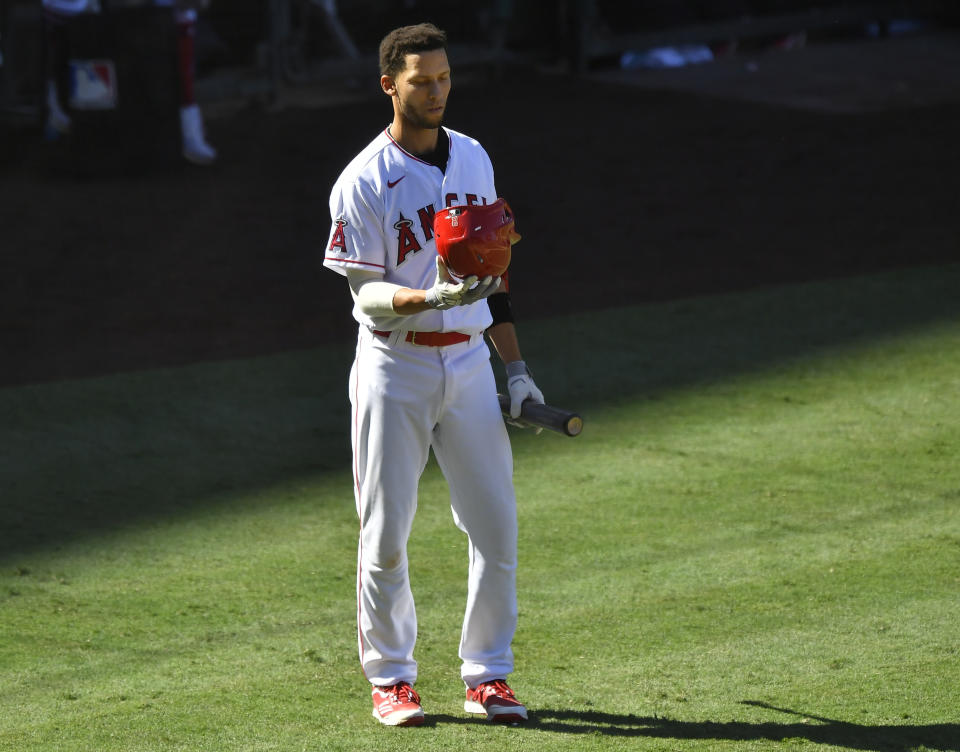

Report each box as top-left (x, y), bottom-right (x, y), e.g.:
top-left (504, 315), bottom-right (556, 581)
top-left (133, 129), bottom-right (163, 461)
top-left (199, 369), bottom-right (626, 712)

top-left (381, 75), bottom-right (397, 96)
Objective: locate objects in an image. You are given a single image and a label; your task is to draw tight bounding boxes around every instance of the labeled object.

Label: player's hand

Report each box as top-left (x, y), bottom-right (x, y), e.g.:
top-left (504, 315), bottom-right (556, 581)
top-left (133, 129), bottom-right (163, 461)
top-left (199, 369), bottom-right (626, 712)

top-left (461, 275), bottom-right (502, 305)
top-left (506, 360), bottom-right (546, 433)
top-left (424, 257), bottom-right (477, 310)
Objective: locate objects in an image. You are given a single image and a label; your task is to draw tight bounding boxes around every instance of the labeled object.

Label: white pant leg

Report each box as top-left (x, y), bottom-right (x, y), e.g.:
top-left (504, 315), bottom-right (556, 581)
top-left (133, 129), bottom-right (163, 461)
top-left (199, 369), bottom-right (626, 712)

top-left (351, 331), bottom-right (442, 686)
top-left (431, 342), bottom-right (518, 687)
top-left (42, 0), bottom-right (95, 13)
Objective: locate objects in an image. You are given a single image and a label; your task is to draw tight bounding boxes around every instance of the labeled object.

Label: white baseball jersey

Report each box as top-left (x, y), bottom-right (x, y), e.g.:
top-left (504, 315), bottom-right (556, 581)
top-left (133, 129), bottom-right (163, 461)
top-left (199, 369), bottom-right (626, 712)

top-left (324, 126), bottom-right (496, 334)
top-left (324, 125), bottom-right (519, 689)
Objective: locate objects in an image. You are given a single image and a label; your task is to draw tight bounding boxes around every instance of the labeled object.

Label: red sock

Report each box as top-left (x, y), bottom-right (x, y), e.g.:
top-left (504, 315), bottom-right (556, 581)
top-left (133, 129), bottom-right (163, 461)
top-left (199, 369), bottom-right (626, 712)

top-left (176, 20), bottom-right (196, 106)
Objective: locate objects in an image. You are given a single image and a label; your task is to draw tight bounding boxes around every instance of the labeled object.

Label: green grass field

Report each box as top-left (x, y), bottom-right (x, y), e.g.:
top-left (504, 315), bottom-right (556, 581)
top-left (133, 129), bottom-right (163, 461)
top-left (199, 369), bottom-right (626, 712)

top-left (2, 264), bottom-right (959, 752)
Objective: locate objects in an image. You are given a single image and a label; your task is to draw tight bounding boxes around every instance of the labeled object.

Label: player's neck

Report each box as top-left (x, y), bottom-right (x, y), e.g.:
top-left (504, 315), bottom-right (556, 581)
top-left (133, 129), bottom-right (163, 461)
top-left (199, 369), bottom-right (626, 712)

top-left (389, 119), bottom-right (439, 157)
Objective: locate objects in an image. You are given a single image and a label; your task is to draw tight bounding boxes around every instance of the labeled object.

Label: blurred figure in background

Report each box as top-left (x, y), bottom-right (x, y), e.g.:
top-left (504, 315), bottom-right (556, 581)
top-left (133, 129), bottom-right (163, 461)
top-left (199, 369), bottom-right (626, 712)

top-left (42, 0), bottom-right (216, 165)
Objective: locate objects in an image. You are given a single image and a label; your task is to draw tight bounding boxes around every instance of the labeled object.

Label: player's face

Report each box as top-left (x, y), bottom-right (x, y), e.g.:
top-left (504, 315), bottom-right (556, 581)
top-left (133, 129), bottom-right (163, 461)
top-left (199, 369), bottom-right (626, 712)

top-left (392, 49), bottom-right (451, 130)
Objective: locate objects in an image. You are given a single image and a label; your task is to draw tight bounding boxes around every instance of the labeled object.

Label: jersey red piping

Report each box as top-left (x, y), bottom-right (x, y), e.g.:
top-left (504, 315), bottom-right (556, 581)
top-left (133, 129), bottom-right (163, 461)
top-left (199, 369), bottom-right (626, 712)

top-left (325, 257), bottom-right (386, 270)
top-left (384, 126), bottom-right (449, 167)
top-left (353, 336), bottom-right (367, 678)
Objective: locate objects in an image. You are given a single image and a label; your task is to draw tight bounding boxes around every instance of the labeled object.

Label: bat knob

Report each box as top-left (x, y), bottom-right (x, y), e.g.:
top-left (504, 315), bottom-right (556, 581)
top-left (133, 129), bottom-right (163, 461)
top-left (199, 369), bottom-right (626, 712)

top-left (564, 415), bottom-right (584, 437)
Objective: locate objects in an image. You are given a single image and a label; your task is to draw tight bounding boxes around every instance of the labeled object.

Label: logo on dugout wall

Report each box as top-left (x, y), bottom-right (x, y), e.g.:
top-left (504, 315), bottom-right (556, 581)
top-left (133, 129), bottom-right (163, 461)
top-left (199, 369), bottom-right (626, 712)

top-left (68, 59), bottom-right (118, 110)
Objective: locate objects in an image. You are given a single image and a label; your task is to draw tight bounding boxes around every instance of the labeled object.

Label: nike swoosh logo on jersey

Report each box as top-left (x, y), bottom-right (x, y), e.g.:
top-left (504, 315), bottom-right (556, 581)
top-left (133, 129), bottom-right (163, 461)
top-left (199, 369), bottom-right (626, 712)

top-left (387, 175), bottom-right (406, 188)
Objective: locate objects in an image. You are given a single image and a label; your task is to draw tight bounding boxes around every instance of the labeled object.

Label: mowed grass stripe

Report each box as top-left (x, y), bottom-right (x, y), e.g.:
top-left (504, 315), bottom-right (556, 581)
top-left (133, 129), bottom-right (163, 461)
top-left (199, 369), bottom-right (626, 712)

top-left (1, 264), bottom-right (958, 750)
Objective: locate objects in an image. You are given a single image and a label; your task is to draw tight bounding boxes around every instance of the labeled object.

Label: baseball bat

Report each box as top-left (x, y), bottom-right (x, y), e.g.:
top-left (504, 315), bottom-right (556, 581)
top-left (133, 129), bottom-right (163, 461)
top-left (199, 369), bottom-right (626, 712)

top-left (497, 394), bottom-right (583, 437)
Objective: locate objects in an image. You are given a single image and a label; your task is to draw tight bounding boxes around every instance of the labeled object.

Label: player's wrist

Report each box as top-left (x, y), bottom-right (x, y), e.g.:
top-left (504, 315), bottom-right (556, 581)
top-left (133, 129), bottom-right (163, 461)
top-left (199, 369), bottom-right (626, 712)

top-left (505, 360), bottom-right (530, 379)
top-left (391, 287), bottom-right (433, 314)
top-left (424, 286), bottom-right (447, 309)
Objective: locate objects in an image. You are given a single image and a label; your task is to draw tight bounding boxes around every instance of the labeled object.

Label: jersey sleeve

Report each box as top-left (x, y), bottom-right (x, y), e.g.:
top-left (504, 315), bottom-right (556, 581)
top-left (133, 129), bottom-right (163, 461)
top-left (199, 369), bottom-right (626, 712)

top-left (323, 177), bottom-right (387, 277)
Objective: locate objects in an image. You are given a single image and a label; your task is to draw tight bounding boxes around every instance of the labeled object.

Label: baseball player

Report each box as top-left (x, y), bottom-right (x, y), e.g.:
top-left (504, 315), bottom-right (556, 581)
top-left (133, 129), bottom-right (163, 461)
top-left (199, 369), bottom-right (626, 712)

top-left (42, 0), bottom-right (216, 165)
top-left (323, 23), bottom-right (544, 727)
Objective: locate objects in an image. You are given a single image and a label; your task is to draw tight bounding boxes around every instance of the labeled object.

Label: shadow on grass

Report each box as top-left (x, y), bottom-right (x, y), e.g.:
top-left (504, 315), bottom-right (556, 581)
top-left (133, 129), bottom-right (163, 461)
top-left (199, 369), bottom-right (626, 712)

top-left (525, 702), bottom-right (960, 751)
top-left (2, 264), bottom-right (959, 559)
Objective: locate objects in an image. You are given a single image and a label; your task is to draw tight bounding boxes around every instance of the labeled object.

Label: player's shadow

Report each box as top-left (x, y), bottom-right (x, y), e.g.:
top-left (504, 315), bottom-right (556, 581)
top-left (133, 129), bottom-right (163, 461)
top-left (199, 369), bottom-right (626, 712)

top-left (517, 702), bottom-right (960, 751)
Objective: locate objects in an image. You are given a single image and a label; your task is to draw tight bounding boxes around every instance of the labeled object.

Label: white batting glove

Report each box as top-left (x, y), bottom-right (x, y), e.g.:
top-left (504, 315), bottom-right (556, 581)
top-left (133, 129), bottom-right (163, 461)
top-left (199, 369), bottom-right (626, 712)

top-left (461, 275), bottom-right (502, 305)
top-left (506, 360), bottom-right (545, 425)
top-left (424, 257), bottom-right (477, 310)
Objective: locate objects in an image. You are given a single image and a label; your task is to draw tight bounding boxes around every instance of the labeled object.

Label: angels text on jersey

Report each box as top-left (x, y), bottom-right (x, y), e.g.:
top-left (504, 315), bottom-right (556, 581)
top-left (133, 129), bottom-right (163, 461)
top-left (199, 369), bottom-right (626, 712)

top-left (329, 192), bottom-right (489, 267)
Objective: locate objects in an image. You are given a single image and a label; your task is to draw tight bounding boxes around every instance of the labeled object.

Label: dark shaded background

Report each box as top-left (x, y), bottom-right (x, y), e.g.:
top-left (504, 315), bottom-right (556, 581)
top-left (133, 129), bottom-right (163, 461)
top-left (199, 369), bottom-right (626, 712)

top-left (1, 3), bottom-right (959, 388)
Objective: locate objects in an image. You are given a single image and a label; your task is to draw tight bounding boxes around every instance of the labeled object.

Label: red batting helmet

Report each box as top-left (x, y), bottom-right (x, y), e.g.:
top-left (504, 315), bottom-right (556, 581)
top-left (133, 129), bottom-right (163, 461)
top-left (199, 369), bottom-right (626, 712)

top-left (433, 198), bottom-right (521, 280)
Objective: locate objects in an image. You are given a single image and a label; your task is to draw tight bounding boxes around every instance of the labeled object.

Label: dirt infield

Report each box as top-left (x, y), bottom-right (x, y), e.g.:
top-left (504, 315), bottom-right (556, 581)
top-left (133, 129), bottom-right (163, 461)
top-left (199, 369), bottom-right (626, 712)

top-left (2, 32), bottom-right (958, 387)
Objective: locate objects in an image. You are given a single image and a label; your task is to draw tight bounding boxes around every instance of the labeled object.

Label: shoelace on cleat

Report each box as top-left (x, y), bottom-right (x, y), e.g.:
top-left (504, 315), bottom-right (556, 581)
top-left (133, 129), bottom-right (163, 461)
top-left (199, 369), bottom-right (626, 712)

top-left (479, 680), bottom-right (516, 701)
top-left (386, 682), bottom-right (420, 705)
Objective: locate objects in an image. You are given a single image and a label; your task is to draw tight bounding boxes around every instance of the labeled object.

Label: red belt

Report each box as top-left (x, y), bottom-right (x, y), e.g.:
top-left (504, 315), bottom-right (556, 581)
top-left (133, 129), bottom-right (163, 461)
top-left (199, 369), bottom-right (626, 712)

top-left (373, 330), bottom-right (472, 347)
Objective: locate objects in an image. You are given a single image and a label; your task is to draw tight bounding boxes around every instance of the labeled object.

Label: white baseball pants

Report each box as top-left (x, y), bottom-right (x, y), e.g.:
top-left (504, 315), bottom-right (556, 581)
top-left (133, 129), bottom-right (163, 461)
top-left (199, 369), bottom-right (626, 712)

top-left (350, 327), bottom-right (518, 688)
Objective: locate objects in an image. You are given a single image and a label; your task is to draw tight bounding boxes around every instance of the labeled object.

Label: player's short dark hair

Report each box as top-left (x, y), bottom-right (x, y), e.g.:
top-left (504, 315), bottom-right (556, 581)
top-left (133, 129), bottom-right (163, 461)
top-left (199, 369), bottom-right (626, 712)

top-left (379, 23), bottom-right (447, 78)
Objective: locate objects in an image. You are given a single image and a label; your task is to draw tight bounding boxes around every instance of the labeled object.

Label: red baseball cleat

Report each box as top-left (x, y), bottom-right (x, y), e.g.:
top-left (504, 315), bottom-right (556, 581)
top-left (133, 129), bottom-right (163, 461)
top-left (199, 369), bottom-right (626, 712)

top-left (464, 679), bottom-right (528, 723)
top-left (371, 681), bottom-right (425, 726)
